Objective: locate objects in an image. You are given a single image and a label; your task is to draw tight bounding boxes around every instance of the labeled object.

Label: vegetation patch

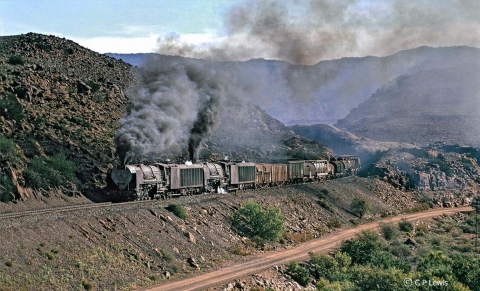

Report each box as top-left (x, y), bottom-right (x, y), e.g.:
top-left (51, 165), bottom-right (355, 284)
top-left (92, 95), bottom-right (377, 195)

top-left (24, 153), bottom-right (78, 190)
top-left (286, 261), bottom-right (310, 287)
top-left (7, 55), bottom-right (24, 66)
top-left (231, 201), bottom-right (285, 244)
top-left (229, 245), bottom-right (251, 256)
top-left (326, 217), bottom-right (342, 229)
top-left (398, 219), bottom-right (413, 232)
top-left (380, 222), bottom-right (399, 241)
top-left (165, 203), bottom-right (187, 220)
top-left (350, 197), bottom-right (371, 218)
top-left (0, 93), bottom-right (25, 123)
top-left (283, 231), bottom-right (315, 244)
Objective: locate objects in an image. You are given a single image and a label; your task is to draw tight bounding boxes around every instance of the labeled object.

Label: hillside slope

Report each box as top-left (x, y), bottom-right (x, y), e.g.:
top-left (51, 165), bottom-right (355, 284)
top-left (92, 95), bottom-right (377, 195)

top-left (0, 33), bottom-right (134, 194)
top-left (290, 123), bottom-right (415, 160)
top-left (335, 64), bottom-right (480, 146)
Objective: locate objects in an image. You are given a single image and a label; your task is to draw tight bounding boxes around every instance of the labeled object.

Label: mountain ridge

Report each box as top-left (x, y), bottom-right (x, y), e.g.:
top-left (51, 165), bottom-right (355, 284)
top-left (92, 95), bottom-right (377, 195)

top-left (108, 45), bottom-right (480, 125)
top-left (335, 64), bottom-right (480, 146)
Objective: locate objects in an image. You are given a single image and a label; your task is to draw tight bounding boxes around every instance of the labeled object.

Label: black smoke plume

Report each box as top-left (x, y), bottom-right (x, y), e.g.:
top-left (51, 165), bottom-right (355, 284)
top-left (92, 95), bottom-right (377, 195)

top-left (188, 93), bottom-right (220, 162)
top-left (114, 56), bottom-right (225, 164)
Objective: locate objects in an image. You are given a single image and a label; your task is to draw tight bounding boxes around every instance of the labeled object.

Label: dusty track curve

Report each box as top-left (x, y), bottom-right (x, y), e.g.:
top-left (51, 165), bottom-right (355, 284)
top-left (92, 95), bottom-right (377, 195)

top-left (141, 206), bottom-right (473, 291)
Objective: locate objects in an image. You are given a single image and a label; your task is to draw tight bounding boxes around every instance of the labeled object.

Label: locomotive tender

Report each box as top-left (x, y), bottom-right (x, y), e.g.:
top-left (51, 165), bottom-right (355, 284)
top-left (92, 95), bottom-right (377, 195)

top-left (106, 157), bottom-right (360, 201)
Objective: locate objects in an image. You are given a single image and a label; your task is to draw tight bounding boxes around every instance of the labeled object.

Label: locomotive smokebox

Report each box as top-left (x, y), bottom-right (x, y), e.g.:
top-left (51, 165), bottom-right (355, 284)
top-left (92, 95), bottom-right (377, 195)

top-left (111, 167), bottom-right (133, 190)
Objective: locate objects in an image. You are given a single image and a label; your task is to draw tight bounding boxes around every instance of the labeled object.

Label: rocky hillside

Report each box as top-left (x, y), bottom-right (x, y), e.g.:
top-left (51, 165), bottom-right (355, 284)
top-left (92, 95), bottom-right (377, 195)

top-left (335, 64), bottom-right (480, 146)
top-left (364, 144), bottom-right (480, 205)
top-left (0, 33), bottom-right (331, 202)
top-left (0, 33), bottom-right (134, 200)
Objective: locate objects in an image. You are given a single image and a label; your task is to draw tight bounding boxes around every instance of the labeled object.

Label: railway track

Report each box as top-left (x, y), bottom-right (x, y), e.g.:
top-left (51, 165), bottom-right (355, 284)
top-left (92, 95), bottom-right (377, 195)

top-left (0, 202), bottom-right (114, 220)
top-left (0, 176), bottom-right (354, 220)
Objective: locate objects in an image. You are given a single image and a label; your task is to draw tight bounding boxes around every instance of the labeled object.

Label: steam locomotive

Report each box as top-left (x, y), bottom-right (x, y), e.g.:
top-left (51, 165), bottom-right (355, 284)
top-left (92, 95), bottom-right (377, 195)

top-left (106, 156), bottom-right (360, 201)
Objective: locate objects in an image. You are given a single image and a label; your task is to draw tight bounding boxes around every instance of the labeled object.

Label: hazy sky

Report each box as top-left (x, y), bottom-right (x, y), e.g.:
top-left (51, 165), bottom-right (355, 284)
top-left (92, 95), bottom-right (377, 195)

top-left (1, 0), bottom-right (479, 64)
top-left (0, 0), bottom-right (228, 53)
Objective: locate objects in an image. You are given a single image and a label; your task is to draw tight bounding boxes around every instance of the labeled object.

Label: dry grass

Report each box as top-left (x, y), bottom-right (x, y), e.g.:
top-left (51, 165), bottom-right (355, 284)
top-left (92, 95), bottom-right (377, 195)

top-left (229, 245), bottom-right (251, 256)
top-left (326, 217), bottom-right (342, 229)
top-left (283, 231), bottom-right (315, 244)
top-left (405, 203), bottom-right (431, 213)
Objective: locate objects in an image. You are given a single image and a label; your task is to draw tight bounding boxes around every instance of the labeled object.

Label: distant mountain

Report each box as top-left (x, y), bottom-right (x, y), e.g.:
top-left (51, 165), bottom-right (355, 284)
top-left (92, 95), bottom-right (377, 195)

top-left (106, 53), bottom-right (156, 67)
top-left (107, 46), bottom-right (480, 125)
top-left (335, 63), bottom-right (480, 146)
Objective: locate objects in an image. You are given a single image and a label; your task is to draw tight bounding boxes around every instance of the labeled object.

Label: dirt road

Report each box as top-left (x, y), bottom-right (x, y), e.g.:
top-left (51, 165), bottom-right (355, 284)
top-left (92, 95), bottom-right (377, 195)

top-left (141, 206), bottom-right (473, 291)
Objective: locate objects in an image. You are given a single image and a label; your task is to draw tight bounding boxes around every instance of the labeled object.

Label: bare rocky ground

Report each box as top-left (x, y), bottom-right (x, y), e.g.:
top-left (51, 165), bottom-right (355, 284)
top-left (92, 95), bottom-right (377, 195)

top-left (0, 176), bottom-right (441, 291)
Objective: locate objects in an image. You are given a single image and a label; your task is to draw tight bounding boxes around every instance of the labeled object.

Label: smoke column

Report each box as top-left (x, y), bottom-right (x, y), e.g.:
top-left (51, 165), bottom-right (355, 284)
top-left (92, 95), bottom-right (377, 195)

top-left (188, 94), bottom-right (220, 162)
top-left (114, 57), bottom-right (224, 164)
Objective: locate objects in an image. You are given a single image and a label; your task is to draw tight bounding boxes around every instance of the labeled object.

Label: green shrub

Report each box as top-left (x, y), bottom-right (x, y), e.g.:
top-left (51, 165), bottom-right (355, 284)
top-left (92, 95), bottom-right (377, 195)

top-left (318, 199), bottom-right (334, 213)
top-left (417, 250), bottom-right (452, 278)
top-left (166, 203), bottom-right (187, 219)
top-left (316, 278), bottom-right (356, 291)
top-left (398, 219), bottom-right (413, 233)
top-left (368, 250), bottom-right (410, 272)
top-left (350, 265), bottom-right (409, 291)
top-left (350, 198), bottom-right (371, 218)
top-left (290, 149), bottom-right (320, 160)
top-left (452, 253), bottom-right (480, 290)
top-left (24, 153), bottom-right (78, 190)
top-left (231, 201), bottom-right (285, 244)
top-left (388, 241), bottom-right (411, 258)
top-left (0, 93), bottom-right (25, 123)
top-left (159, 248), bottom-right (174, 262)
top-left (317, 189), bottom-right (329, 199)
top-left (327, 217), bottom-right (342, 228)
top-left (286, 261), bottom-right (311, 287)
top-left (84, 80), bottom-right (101, 93)
top-left (69, 116), bottom-right (92, 129)
top-left (380, 223), bottom-right (399, 241)
top-left (460, 224), bottom-right (475, 234)
top-left (0, 175), bottom-right (16, 202)
top-left (310, 253), bottom-right (336, 280)
top-left (0, 136), bottom-right (18, 164)
top-left (7, 55), bottom-right (24, 65)
top-left (428, 157), bottom-right (453, 177)
top-left (340, 230), bottom-right (382, 265)
top-left (45, 251), bottom-right (54, 260)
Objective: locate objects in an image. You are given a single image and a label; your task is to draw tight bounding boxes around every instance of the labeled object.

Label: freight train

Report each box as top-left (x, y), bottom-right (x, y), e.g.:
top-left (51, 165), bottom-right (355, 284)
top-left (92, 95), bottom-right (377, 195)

top-left (106, 156), bottom-right (360, 201)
